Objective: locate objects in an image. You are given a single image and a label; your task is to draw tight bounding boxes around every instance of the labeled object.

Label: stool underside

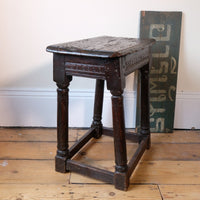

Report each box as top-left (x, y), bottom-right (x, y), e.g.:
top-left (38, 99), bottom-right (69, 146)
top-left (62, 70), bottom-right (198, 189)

top-left (66, 127), bottom-right (149, 190)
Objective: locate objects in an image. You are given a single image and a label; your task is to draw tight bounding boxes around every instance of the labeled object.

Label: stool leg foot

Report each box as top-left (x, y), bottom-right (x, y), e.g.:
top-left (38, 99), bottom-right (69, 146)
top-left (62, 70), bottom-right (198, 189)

top-left (56, 76), bottom-right (72, 173)
top-left (114, 171), bottom-right (129, 191)
top-left (55, 155), bottom-right (67, 173)
top-left (146, 136), bottom-right (151, 150)
top-left (91, 79), bottom-right (104, 139)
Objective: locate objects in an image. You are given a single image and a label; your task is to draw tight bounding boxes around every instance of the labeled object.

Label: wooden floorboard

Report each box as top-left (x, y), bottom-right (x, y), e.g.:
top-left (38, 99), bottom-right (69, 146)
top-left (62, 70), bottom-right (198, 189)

top-left (0, 128), bottom-right (78, 142)
top-left (70, 160), bottom-right (200, 185)
top-left (1, 140), bottom-right (199, 161)
top-left (151, 130), bottom-right (200, 143)
top-left (0, 141), bottom-right (75, 160)
top-left (159, 185), bottom-right (200, 200)
top-left (73, 141), bottom-right (200, 161)
top-left (0, 184), bottom-right (162, 200)
top-left (77, 129), bottom-right (200, 143)
top-left (0, 128), bottom-right (199, 199)
top-left (0, 160), bottom-right (70, 184)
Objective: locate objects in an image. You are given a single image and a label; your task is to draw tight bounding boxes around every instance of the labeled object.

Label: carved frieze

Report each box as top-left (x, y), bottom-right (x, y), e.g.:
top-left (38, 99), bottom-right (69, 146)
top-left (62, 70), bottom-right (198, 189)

top-left (123, 48), bottom-right (149, 76)
top-left (65, 62), bottom-right (106, 79)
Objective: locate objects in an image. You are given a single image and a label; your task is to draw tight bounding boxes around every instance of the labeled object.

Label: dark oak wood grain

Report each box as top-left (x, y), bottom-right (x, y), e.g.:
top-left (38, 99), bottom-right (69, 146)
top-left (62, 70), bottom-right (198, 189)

top-left (69, 128), bottom-right (95, 159)
top-left (127, 136), bottom-right (149, 178)
top-left (91, 79), bottom-right (105, 139)
top-left (47, 36), bottom-right (154, 191)
top-left (102, 127), bottom-right (140, 143)
top-left (140, 64), bottom-right (151, 149)
top-left (67, 160), bottom-right (114, 184)
top-left (55, 76), bottom-right (72, 173)
top-left (47, 36), bottom-right (155, 58)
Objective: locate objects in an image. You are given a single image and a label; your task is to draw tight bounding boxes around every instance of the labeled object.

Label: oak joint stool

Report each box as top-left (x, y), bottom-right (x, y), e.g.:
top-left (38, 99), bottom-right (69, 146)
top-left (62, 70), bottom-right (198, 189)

top-left (47, 36), bottom-right (155, 191)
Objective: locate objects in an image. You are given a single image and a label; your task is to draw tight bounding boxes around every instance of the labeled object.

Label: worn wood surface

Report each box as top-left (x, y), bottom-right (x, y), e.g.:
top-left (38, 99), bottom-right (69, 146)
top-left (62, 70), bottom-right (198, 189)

top-left (1, 136), bottom-right (200, 161)
top-left (0, 184), bottom-right (161, 200)
top-left (0, 160), bottom-right (70, 184)
top-left (77, 129), bottom-right (200, 143)
top-left (151, 130), bottom-right (200, 143)
top-left (0, 128), bottom-right (199, 199)
top-left (70, 159), bottom-right (200, 185)
top-left (73, 141), bottom-right (200, 161)
top-left (0, 128), bottom-right (58, 142)
top-left (47, 36), bottom-right (154, 58)
top-left (137, 11), bottom-right (182, 133)
top-left (160, 185), bottom-right (200, 200)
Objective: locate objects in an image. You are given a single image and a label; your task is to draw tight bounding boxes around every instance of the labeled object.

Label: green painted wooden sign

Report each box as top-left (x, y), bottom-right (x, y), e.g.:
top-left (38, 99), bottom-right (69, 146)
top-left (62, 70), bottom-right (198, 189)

top-left (136, 11), bottom-right (182, 133)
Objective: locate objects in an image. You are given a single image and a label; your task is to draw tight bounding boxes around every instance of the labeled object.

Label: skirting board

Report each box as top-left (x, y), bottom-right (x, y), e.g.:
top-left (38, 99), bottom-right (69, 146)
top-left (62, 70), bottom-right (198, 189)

top-left (0, 89), bottom-right (199, 129)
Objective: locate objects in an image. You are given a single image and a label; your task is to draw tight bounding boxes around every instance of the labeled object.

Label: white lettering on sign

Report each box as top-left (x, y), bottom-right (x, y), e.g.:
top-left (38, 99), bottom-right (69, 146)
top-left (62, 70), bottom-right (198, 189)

top-left (170, 56), bottom-right (177, 74)
top-left (149, 24), bottom-right (172, 131)
top-left (151, 90), bottom-right (167, 94)
top-left (150, 75), bottom-right (167, 102)
top-left (149, 24), bottom-right (171, 41)
top-left (151, 61), bottom-right (169, 74)
top-left (150, 75), bottom-right (168, 83)
top-left (150, 94), bottom-right (166, 102)
top-left (168, 85), bottom-right (176, 101)
top-left (150, 118), bottom-right (165, 132)
top-left (150, 104), bottom-right (166, 116)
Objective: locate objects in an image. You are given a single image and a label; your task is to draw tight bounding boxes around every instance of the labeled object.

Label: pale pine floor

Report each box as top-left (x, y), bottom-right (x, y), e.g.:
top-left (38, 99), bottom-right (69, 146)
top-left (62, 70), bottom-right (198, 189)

top-left (0, 128), bottom-right (200, 199)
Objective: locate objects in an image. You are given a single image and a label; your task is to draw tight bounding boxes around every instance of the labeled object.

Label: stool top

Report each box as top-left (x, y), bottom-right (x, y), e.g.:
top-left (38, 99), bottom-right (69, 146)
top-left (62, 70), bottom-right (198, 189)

top-left (46, 36), bottom-right (154, 58)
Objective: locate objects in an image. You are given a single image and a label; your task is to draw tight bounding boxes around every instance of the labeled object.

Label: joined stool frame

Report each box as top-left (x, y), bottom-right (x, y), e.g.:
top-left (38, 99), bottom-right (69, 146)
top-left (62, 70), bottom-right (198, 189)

top-left (47, 36), bottom-right (155, 191)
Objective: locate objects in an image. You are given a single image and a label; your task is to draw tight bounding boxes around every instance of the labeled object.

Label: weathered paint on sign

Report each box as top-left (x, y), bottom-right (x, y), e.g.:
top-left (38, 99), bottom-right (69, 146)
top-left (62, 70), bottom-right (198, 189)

top-left (136, 11), bottom-right (182, 133)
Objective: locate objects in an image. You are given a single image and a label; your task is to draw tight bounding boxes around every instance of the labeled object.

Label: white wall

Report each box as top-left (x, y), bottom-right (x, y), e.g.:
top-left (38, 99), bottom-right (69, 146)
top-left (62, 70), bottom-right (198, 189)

top-left (0, 0), bottom-right (200, 128)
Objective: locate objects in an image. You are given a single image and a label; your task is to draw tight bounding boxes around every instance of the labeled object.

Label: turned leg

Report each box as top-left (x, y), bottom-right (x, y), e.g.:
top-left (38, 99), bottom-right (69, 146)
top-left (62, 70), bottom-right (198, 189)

top-left (140, 63), bottom-right (151, 149)
top-left (91, 79), bottom-right (105, 139)
top-left (55, 76), bottom-right (72, 173)
top-left (111, 90), bottom-right (129, 191)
